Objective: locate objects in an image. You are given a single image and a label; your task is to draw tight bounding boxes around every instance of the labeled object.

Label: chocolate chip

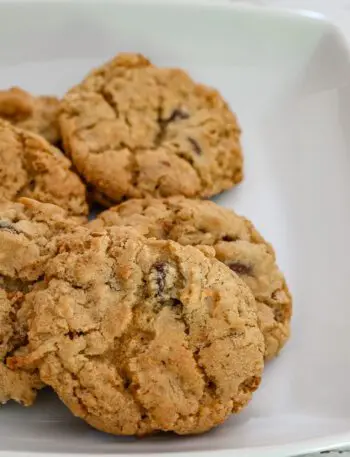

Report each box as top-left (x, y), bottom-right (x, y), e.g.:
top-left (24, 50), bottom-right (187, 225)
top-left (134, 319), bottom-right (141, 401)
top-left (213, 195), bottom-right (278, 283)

top-left (188, 137), bottom-right (202, 155)
top-left (153, 262), bottom-right (167, 296)
top-left (0, 220), bottom-right (20, 234)
top-left (228, 262), bottom-right (252, 276)
top-left (165, 109), bottom-right (189, 123)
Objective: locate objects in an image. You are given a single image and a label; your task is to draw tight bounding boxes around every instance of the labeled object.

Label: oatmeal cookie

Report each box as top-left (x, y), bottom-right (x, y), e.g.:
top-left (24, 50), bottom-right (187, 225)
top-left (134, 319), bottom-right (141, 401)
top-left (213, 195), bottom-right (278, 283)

top-left (0, 119), bottom-right (88, 219)
top-left (10, 227), bottom-right (264, 434)
top-left (0, 87), bottom-right (60, 144)
top-left (89, 197), bottom-right (292, 359)
top-left (60, 53), bottom-right (242, 205)
top-left (0, 198), bottom-right (80, 405)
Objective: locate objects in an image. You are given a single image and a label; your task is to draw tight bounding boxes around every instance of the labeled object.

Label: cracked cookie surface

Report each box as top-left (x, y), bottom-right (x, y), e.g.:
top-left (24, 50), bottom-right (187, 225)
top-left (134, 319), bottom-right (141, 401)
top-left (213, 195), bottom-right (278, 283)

top-left (11, 227), bottom-right (264, 435)
top-left (89, 197), bottom-right (292, 359)
top-left (0, 119), bottom-right (88, 219)
top-left (0, 87), bottom-right (60, 145)
top-left (0, 198), bottom-right (80, 405)
top-left (60, 53), bottom-right (243, 205)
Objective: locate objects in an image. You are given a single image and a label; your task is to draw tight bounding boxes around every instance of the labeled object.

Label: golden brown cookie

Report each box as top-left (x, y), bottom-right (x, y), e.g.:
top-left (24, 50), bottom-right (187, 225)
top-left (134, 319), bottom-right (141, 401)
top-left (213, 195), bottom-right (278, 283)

top-left (0, 119), bottom-right (88, 220)
top-left (89, 197), bottom-right (292, 360)
top-left (0, 289), bottom-right (42, 406)
top-left (0, 198), bottom-right (80, 405)
top-left (0, 87), bottom-right (60, 145)
top-left (60, 53), bottom-right (243, 206)
top-left (10, 227), bottom-right (264, 435)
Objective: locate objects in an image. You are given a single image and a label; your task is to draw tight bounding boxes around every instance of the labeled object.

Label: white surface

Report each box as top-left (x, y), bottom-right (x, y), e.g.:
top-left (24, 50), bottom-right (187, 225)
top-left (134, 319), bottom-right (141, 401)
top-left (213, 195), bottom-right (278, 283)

top-left (234, 2), bottom-right (350, 456)
top-left (232, 0), bottom-right (350, 45)
top-left (1, 1), bottom-right (350, 456)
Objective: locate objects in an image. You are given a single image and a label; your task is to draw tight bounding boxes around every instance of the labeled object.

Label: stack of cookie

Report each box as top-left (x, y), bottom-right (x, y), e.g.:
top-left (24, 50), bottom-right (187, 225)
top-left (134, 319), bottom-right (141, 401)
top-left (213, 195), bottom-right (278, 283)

top-left (0, 53), bottom-right (292, 436)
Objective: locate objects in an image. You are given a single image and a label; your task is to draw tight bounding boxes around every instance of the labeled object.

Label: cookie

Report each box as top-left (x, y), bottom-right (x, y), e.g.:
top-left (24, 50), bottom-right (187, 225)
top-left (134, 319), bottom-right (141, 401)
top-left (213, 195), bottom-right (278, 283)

top-left (89, 197), bottom-right (292, 359)
top-left (0, 289), bottom-right (42, 406)
top-left (0, 119), bottom-right (88, 220)
top-left (0, 87), bottom-right (60, 145)
top-left (60, 53), bottom-right (243, 205)
top-left (10, 227), bottom-right (264, 435)
top-left (0, 198), bottom-right (80, 405)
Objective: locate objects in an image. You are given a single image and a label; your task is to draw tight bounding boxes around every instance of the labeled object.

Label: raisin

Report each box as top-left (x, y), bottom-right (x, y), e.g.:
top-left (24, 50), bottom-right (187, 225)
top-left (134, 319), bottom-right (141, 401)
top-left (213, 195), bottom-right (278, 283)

top-left (222, 235), bottom-right (239, 242)
top-left (67, 330), bottom-right (84, 340)
top-left (123, 378), bottom-right (131, 389)
top-left (207, 380), bottom-right (217, 391)
top-left (228, 262), bottom-right (252, 276)
top-left (188, 137), bottom-right (202, 155)
top-left (153, 262), bottom-right (167, 296)
top-left (239, 376), bottom-right (261, 393)
top-left (169, 298), bottom-right (182, 308)
top-left (165, 109), bottom-right (189, 123)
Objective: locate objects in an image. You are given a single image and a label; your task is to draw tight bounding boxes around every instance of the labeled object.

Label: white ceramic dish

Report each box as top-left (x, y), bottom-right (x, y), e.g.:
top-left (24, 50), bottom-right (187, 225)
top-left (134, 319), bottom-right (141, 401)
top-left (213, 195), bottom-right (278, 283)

top-left (1, 1), bottom-right (350, 456)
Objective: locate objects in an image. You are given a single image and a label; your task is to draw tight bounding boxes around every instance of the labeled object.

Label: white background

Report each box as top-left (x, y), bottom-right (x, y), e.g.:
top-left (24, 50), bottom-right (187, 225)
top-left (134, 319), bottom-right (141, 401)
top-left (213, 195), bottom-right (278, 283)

top-left (233, 2), bottom-right (350, 456)
top-left (231, 0), bottom-right (350, 42)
